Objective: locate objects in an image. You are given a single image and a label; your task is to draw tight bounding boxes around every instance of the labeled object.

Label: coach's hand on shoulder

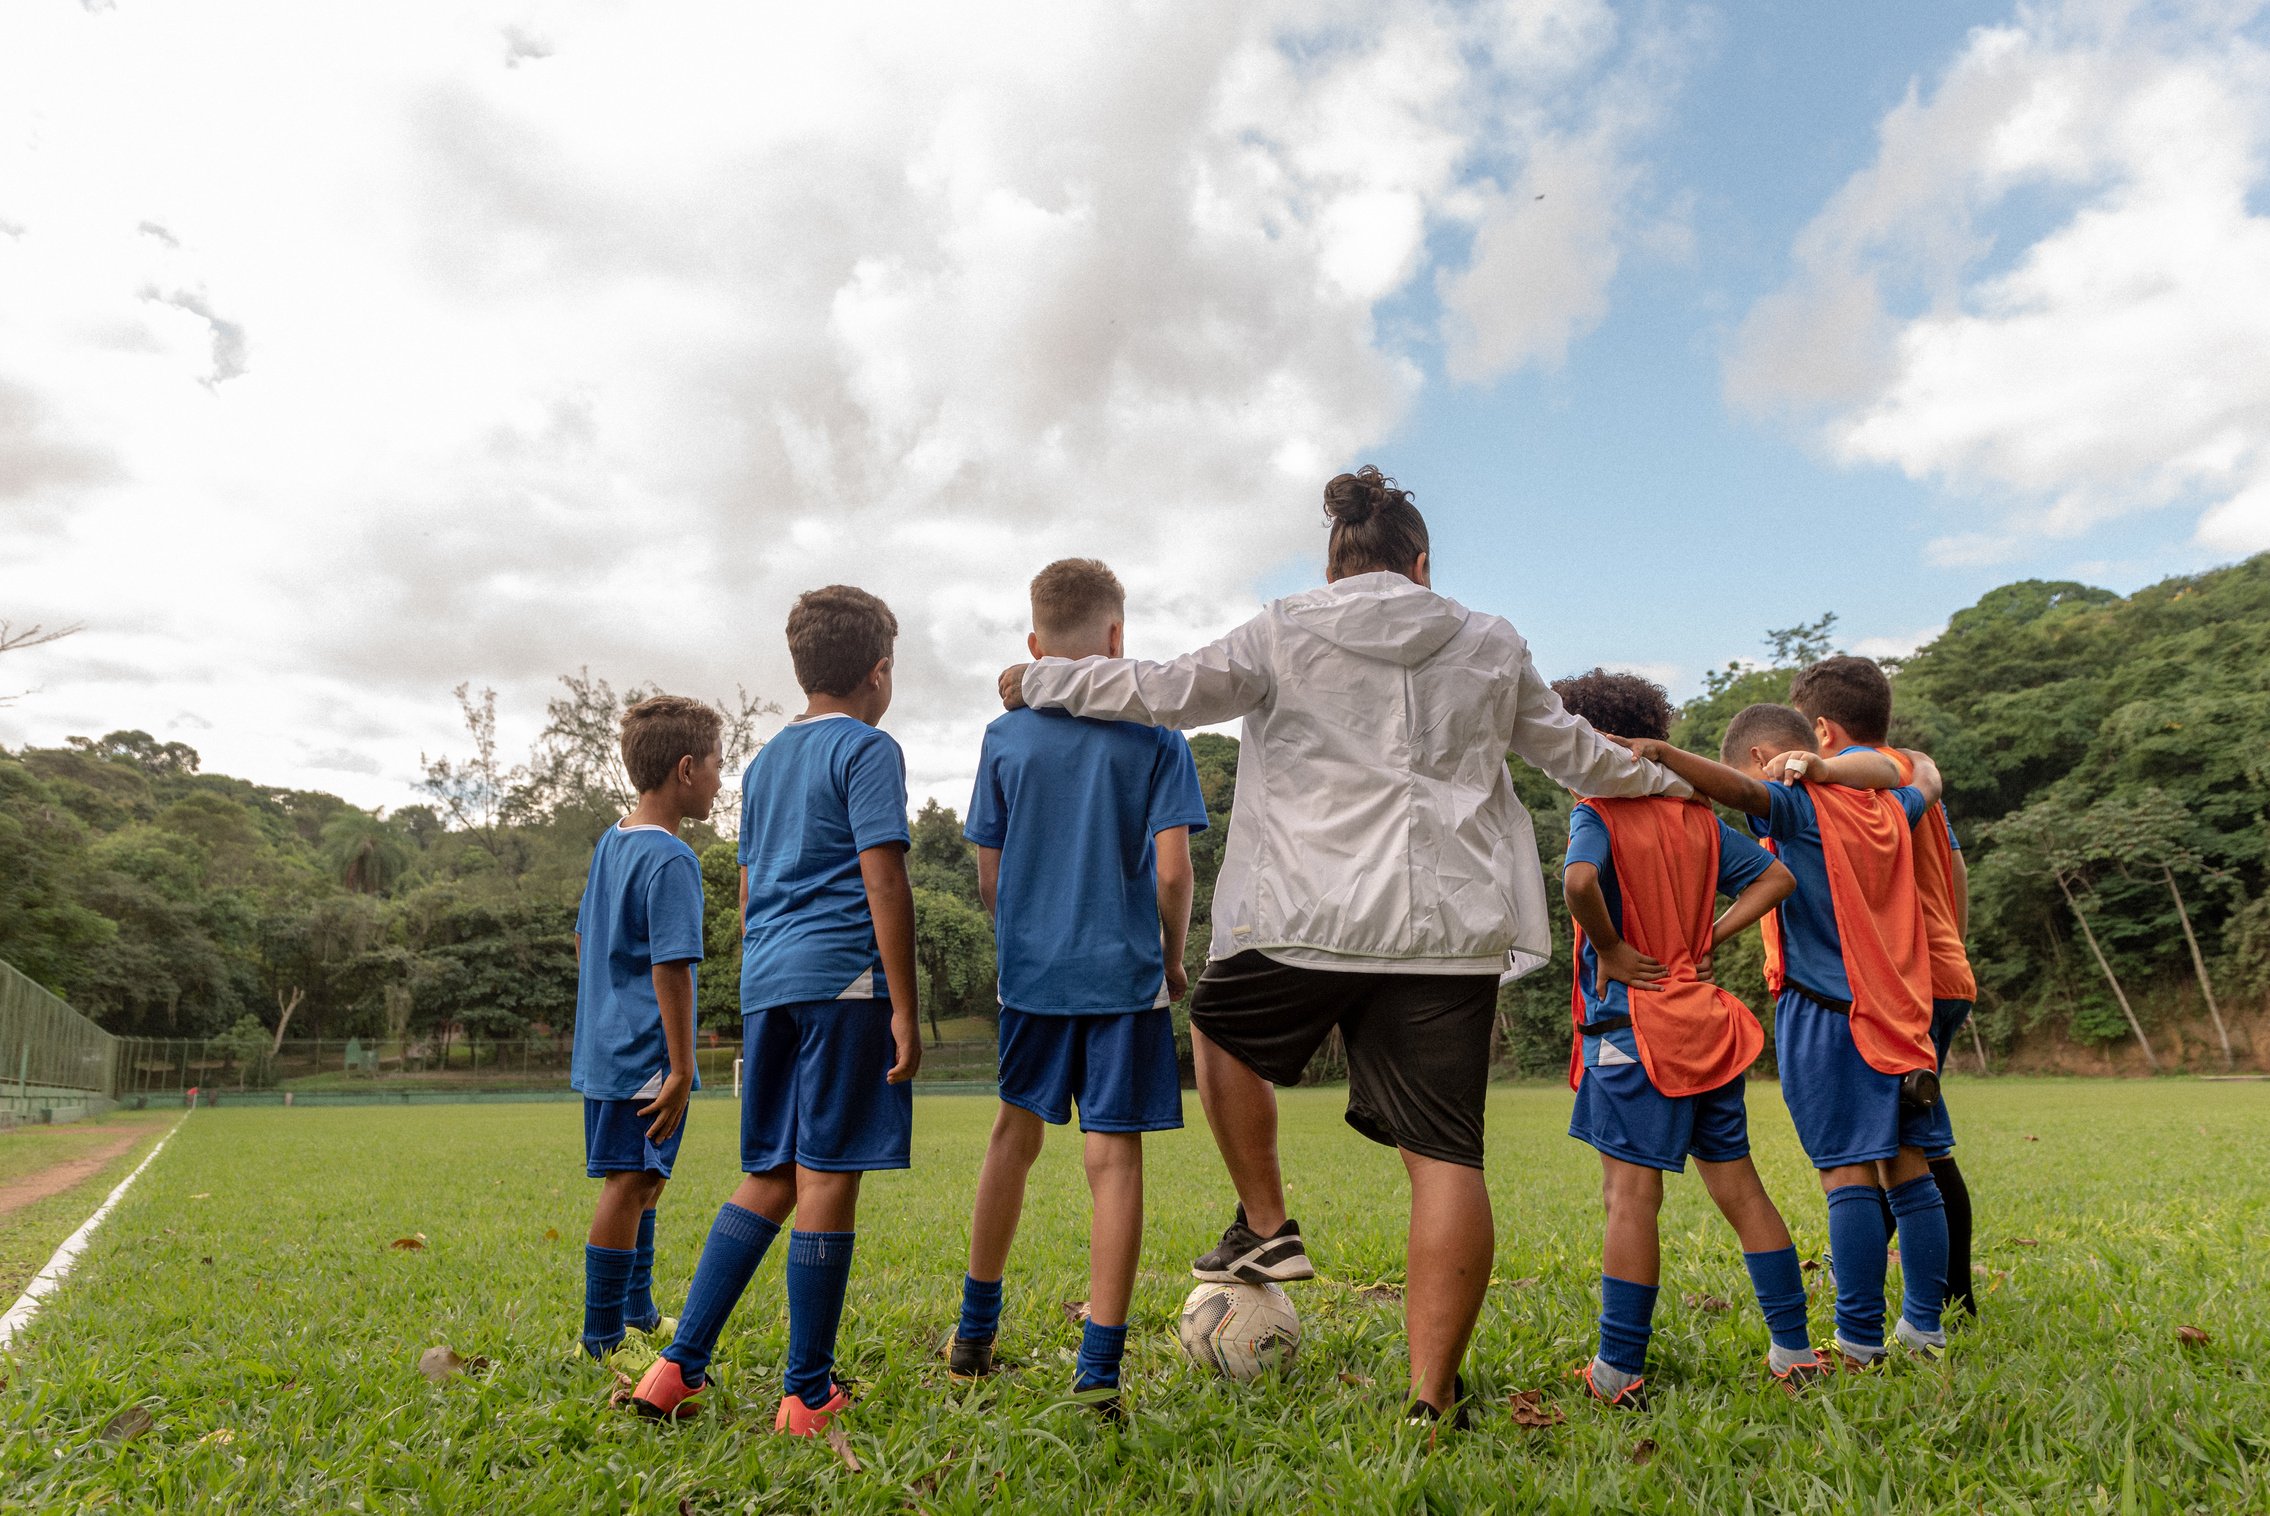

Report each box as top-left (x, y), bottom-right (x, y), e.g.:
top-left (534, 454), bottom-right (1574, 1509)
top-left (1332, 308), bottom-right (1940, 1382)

top-left (998, 664), bottom-right (1031, 711)
top-left (640, 1069), bottom-right (693, 1144)
top-left (886, 999), bottom-right (923, 1084)
top-left (1597, 938), bottom-right (1668, 990)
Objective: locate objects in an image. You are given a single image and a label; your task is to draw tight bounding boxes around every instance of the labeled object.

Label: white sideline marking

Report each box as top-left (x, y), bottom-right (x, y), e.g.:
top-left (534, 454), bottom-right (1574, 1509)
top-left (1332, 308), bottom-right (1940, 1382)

top-left (0, 1116), bottom-right (186, 1352)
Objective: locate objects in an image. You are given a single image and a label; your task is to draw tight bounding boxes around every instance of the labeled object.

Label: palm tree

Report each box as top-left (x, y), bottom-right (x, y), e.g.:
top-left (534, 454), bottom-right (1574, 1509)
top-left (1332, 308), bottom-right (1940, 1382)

top-left (321, 810), bottom-right (412, 895)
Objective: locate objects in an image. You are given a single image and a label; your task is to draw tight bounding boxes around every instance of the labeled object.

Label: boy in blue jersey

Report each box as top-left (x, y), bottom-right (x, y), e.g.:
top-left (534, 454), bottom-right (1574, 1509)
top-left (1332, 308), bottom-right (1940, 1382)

top-left (570, 695), bottom-right (722, 1363)
top-left (1625, 706), bottom-right (1956, 1369)
top-left (1549, 672), bottom-right (1817, 1404)
top-left (944, 560), bottom-right (1209, 1411)
top-left (633, 586), bottom-right (922, 1434)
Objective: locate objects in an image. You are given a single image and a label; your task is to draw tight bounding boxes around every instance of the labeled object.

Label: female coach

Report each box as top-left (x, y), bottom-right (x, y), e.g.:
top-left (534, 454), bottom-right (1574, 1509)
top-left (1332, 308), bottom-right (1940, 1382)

top-left (997, 466), bottom-right (1686, 1423)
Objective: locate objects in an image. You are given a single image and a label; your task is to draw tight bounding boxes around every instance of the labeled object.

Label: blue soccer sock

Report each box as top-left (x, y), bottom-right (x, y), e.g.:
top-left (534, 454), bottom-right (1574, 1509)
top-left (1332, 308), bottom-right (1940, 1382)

top-left (581, 1244), bottom-right (635, 1358)
top-left (1075, 1319), bottom-right (1129, 1391)
top-left (625, 1207), bottom-right (661, 1331)
top-left (1742, 1245), bottom-right (1813, 1353)
top-left (1596, 1274), bottom-right (1658, 1376)
top-left (660, 1203), bottom-right (781, 1385)
top-left (958, 1274), bottom-right (1004, 1344)
top-left (783, 1230), bottom-right (857, 1407)
top-left (1825, 1185), bottom-right (1890, 1351)
top-left (1885, 1174), bottom-right (1950, 1337)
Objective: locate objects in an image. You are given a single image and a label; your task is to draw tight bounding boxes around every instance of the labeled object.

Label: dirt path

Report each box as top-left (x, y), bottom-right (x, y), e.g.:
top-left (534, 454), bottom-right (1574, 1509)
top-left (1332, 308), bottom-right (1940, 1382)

top-left (0, 1130), bottom-right (147, 1219)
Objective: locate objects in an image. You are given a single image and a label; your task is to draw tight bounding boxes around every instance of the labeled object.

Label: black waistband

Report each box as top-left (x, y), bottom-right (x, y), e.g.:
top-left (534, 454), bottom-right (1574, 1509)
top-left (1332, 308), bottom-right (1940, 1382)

top-left (1783, 978), bottom-right (1853, 1015)
top-left (1578, 1015), bottom-right (1632, 1036)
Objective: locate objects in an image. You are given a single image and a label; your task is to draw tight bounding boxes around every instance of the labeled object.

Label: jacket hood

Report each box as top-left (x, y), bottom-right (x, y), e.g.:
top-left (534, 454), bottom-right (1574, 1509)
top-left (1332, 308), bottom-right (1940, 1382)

top-left (1280, 571), bottom-right (1469, 668)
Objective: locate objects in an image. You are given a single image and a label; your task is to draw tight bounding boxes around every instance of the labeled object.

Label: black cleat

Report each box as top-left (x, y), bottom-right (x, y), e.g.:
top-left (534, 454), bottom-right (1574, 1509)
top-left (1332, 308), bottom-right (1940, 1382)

top-left (1191, 1205), bottom-right (1315, 1284)
top-left (1404, 1372), bottom-right (1471, 1430)
top-left (945, 1335), bottom-right (999, 1380)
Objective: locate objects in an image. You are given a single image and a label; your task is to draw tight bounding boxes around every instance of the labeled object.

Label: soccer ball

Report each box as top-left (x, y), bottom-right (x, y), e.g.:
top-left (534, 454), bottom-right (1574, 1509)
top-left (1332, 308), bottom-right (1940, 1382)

top-left (1176, 1281), bottom-right (1301, 1381)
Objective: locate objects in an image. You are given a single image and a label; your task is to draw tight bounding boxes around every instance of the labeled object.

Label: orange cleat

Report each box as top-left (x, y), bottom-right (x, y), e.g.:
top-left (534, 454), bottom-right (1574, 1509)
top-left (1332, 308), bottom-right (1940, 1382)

top-left (630, 1357), bottom-right (704, 1421)
top-left (1576, 1360), bottom-right (1649, 1410)
top-left (774, 1382), bottom-right (851, 1436)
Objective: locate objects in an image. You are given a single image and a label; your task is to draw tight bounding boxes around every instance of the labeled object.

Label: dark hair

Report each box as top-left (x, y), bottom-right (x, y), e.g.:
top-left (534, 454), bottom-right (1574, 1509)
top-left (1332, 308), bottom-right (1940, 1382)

top-left (786, 585), bottom-right (898, 696)
top-left (620, 695), bottom-right (723, 794)
top-left (1787, 654), bottom-right (1892, 743)
top-left (1551, 668), bottom-right (1674, 741)
top-left (1322, 465), bottom-right (1430, 581)
top-left (1720, 702), bottom-right (1818, 764)
top-left (1029, 558), bottom-right (1124, 645)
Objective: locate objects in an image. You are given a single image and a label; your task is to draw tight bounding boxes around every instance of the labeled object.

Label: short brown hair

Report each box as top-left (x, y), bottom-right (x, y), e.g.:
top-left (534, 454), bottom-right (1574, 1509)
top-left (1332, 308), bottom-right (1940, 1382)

top-left (786, 585), bottom-right (898, 696)
top-left (620, 695), bottom-right (723, 793)
top-left (1788, 655), bottom-right (1892, 743)
top-left (1551, 668), bottom-right (1674, 741)
top-left (1030, 558), bottom-right (1124, 645)
top-left (1720, 702), bottom-right (1817, 764)
top-left (1323, 465), bottom-right (1430, 581)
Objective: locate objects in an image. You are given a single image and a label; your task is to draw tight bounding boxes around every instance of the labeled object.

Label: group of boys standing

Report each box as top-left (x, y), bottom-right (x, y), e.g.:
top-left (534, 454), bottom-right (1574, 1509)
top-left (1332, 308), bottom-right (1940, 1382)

top-left (565, 559), bottom-right (1980, 1437)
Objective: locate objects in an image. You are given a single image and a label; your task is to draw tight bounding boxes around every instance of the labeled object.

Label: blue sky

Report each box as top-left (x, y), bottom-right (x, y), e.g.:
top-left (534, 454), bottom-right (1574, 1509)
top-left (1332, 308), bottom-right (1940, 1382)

top-left (4, 0), bottom-right (2267, 805)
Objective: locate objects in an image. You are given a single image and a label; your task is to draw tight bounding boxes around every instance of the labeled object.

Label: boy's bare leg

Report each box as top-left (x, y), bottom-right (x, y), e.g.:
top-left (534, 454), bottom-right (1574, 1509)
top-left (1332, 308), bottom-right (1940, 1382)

top-left (731, 1166), bottom-right (800, 1226)
top-left (590, 1171), bottom-right (656, 1249)
top-left (1401, 1149), bottom-right (1492, 1411)
top-left (788, 1167), bottom-right (862, 1230)
top-left (968, 1105), bottom-right (1047, 1282)
top-left (1193, 1027), bottom-right (1287, 1233)
top-left (1875, 1146), bottom-right (1931, 1188)
top-left (1083, 1131), bottom-right (1143, 1326)
top-left (1599, 1157), bottom-right (1665, 1285)
top-left (1695, 1156), bottom-right (1795, 1253)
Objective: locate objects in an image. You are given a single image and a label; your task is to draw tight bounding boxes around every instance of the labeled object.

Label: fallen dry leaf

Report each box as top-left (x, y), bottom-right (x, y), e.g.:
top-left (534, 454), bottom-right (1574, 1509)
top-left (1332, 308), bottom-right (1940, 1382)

top-left (2177, 1325), bottom-right (2212, 1347)
top-left (1508, 1277), bottom-right (1540, 1290)
top-left (198, 1428), bottom-right (235, 1447)
top-left (2012, 1238), bottom-right (2040, 1248)
top-left (1800, 1259), bottom-right (1820, 1273)
top-left (824, 1420), bottom-right (863, 1473)
top-left (1336, 1370), bottom-right (1375, 1388)
top-left (1506, 1389), bottom-right (1565, 1429)
top-left (1059, 1300), bottom-right (1090, 1325)
top-left (544, 1227), bottom-right (560, 1242)
top-left (188, 1193), bottom-right (211, 1201)
top-left (100, 1405), bottom-right (154, 1444)
top-left (390, 1234), bottom-right (428, 1252)
top-left (2023, 1134), bottom-right (2039, 1142)
top-left (1357, 1283), bottom-right (1405, 1305)
top-left (1630, 1437), bottom-right (1658, 1466)
top-left (416, 1345), bottom-right (489, 1383)
top-left (1683, 1293), bottom-right (1732, 1314)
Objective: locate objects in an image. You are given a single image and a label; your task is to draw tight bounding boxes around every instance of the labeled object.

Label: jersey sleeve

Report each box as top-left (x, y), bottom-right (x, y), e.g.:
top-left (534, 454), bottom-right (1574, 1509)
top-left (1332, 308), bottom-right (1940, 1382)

top-left (1714, 819), bottom-right (1776, 897)
top-left (844, 731), bottom-right (912, 853)
top-left (1761, 782), bottom-right (1806, 843)
top-left (1563, 804), bottom-right (1611, 875)
top-left (1943, 808), bottom-right (1962, 851)
top-left (1149, 733), bottom-right (1211, 835)
top-left (736, 770), bottom-right (760, 868)
top-left (1892, 784), bottom-right (1930, 826)
top-left (644, 851), bottom-right (707, 964)
top-left (965, 733), bottom-right (1009, 850)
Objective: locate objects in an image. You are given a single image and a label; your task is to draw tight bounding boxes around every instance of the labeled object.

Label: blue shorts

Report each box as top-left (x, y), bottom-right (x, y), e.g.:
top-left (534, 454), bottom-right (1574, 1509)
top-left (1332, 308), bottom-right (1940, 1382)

top-left (1775, 989), bottom-right (1943, 1169)
top-left (997, 1007), bottom-right (1183, 1133)
top-left (1569, 1061), bottom-right (1749, 1172)
top-left (584, 1096), bottom-right (685, 1178)
top-left (741, 998), bottom-right (913, 1174)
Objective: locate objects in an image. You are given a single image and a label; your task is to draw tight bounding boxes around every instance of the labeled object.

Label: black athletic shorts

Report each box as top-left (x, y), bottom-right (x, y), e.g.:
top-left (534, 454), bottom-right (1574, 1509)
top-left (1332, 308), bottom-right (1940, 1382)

top-left (1189, 950), bottom-right (1499, 1169)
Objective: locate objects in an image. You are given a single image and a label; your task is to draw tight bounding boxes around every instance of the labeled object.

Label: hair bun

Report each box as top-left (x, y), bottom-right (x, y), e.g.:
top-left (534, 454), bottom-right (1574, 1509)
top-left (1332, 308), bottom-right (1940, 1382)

top-left (1322, 470), bottom-right (1379, 525)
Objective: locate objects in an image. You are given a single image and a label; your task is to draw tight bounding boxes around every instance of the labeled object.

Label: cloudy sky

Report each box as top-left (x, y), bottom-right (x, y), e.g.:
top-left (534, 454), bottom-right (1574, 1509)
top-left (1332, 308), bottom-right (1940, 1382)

top-left (5, 0), bottom-right (2268, 811)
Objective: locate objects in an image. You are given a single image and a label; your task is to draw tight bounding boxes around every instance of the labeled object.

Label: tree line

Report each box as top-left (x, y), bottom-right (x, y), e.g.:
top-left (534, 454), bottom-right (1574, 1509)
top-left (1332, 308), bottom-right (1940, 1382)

top-left (4, 558), bottom-right (2266, 1072)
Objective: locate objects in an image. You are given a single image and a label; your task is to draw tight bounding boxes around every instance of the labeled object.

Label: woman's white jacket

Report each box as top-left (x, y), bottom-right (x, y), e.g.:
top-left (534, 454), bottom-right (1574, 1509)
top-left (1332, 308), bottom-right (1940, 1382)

top-left (1019, 571), bottom-right (1688, 980)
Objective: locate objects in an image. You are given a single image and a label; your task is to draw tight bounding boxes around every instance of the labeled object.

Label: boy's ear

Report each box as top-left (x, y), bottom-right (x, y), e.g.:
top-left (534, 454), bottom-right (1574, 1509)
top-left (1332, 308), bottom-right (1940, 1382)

top-left (1027, 631), bottom-right (1042, 660)
top-left (1813, 715), bottom-right (1834, 751)
top-left (1107, 621), bottom-right (1124, 659)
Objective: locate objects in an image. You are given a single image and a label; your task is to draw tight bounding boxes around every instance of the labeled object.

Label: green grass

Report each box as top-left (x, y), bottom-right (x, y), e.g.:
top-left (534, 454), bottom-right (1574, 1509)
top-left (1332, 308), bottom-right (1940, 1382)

top-left (0, 1111), bottom-right (177, 1302)
top-left (0, 1082), bottom-right (2264, 1512)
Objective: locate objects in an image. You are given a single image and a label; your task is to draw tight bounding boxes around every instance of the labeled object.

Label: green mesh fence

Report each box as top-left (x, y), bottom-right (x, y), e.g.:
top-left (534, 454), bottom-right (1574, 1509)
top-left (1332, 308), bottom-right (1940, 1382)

top-left (0, 959), bottom-right (118, 1119)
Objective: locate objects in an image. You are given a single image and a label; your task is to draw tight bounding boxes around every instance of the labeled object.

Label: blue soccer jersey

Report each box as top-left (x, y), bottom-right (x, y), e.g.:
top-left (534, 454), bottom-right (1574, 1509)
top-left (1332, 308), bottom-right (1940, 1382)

top-left (738, 713), bottom-right (911, 1013)
top-left (1565, 806), bottom-right (1777, 1068)
top-left (571, 823), bottom-right (707, 1100)
top-left (1748, 779), bottom-right (1929, 1004)
top-left (965, 707), bottom-right (1210, 1015)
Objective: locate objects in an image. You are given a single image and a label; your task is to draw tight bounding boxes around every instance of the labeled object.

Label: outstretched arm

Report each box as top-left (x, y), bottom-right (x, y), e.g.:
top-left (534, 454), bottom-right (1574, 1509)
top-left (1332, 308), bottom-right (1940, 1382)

top-left (1508, 642), bottom-right (1689, 799)
top-left (1002, 615), bottom-right (1272, 729)
top-left (1768, 749), bottom-right (1901, 788)
top-left (1619, 737), bottom-right (1773, 818)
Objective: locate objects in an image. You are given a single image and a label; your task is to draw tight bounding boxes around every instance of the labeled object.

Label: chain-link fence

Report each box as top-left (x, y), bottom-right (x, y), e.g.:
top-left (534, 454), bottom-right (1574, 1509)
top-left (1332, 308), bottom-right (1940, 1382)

top-left (0, 959), bottom-right (119, 1122)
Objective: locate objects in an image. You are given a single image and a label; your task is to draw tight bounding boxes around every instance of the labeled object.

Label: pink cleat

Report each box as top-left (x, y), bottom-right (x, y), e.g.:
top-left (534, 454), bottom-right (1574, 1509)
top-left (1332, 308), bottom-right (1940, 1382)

top-left (774, 1382), bottom-right (851, 1436)
top-left (630, 1357), bottom-right (704, 1421)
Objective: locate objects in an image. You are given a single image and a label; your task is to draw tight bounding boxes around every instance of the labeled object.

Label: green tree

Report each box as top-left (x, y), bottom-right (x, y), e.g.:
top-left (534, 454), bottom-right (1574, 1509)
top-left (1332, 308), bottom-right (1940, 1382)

top-left (912, 885), bottom-right (994, 1043)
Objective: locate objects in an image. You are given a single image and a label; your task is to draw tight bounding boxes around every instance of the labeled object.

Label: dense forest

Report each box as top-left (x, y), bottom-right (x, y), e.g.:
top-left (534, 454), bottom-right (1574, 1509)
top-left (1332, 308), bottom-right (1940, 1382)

top-left (5, 557), bottom-right (2268, 1074)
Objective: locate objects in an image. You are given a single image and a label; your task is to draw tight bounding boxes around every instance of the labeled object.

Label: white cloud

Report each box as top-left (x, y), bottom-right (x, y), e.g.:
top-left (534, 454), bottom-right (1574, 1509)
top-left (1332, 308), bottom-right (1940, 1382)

top-left (0, 0), bottom-right (1662, 809)
top-left (1727, 1), bottom-right (2270, 558)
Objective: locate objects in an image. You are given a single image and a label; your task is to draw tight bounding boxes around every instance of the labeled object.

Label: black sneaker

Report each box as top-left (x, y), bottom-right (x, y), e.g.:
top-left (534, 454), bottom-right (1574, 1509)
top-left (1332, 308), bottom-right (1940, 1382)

top-left (1191, 1205), bottom-right (1315, 1283)
top-left (1404, 1373), bottom-right (1471, 1429)
top-left (945, 1335), bottom-right (998, 1380)
top-left (1069, 1378), bottom-right (1124, 1425)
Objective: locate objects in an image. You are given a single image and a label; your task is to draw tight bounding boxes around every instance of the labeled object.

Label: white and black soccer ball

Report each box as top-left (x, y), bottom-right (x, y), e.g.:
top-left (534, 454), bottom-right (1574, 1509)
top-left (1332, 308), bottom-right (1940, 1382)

top-left (1176, 1281), bottom-right (1301, 1381)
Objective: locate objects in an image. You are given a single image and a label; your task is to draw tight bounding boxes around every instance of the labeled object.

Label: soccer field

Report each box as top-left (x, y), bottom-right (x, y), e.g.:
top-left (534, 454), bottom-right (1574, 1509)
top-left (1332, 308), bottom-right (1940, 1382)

top-left (2, 1083), bottom-right (2265, 1513)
